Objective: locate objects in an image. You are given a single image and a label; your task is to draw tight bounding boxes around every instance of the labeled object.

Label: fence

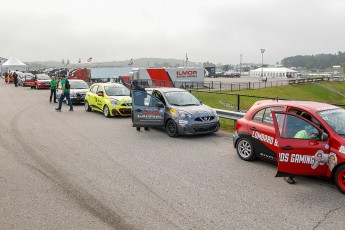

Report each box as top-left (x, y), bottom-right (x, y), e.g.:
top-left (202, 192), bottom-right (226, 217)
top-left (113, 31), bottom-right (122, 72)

top-left (193, 91), bottom-right (345, 113)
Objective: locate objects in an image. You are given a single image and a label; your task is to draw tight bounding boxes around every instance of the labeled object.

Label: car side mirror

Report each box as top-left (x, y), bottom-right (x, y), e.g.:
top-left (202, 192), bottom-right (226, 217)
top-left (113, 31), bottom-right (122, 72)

top-left (199, 100), bottom-right (203, 105)
top-left (321, 132), bottom-right (328, 141)
top-left (157, 102), bottom-right (164, 108)
top-left (97, 91), bottom-right (104, 97)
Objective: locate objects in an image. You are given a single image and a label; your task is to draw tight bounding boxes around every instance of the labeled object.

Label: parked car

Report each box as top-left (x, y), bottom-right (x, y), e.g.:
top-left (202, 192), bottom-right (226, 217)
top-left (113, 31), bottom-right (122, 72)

top-left (31, 74), bottom-right (51, 89)
top-left (18, 73), bottom-right (35, 87)
top-left (84, 83), bottom-right (132, 117)
top-left (233, 99), bottom-right (345, 193)
top-left (57, 79), bottom-right (89, 105)
top-left (131, 87), bottom-right (220, 137)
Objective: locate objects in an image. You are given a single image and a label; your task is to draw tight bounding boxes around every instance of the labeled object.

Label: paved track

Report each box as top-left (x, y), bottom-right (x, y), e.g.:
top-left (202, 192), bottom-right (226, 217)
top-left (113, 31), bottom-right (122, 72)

top-left (1, 80), bottom-right (345, 229)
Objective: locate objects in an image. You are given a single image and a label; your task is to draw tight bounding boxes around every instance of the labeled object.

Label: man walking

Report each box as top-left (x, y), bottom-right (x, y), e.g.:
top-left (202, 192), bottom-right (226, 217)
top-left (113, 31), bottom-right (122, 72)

top-left (55, 75), bottom-right (73, 112)
top-left (50, 76), bottom-right (57, 103)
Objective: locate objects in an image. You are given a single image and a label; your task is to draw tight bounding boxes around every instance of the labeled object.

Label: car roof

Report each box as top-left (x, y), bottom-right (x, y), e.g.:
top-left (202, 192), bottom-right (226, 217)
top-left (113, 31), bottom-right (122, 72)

top-left (93, 82), bottom-right (124, 87)
top-left (151, 87), bottom-right (187, 93)
top-left (252, 100), bottom-right (340, 113)
top-left (68, 79), bottom-right (86, 82)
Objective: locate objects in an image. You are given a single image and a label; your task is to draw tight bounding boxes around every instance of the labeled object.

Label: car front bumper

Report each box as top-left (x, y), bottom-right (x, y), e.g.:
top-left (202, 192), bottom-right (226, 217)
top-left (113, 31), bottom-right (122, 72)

top-left (176, 119), bottom-right (220, 135)
top-left (110, 105), bottom-right (132, 117)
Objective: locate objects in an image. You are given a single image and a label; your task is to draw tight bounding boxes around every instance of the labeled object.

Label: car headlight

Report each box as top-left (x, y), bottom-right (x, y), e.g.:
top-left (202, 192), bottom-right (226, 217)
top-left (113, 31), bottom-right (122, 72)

top-left (111, 99), bottom-right (120, 105)
top-left (212, 109), bottom-right (218, 117)
top-left (179, 111), bottom-right (194, 119)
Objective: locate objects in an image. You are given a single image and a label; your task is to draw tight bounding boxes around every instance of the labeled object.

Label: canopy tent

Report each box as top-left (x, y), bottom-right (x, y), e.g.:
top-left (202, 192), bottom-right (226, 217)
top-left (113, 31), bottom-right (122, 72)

top-left (250, 67), bottom-right (298, 78)
top-left (2, 56), bottom-right (27, 66)
top-left (1, 57), bottom-right (28, 74)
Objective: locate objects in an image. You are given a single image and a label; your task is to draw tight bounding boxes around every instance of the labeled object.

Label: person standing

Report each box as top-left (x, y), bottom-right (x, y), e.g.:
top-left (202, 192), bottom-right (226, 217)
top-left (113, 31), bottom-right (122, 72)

top-left (55, 75), bottom-right (73, 112)
top-left (13, 71), bottom-right (18, 87)
top-left (49, 76), bottom-right (57, 103)
top-left (4, 71), bottom-right (8, 83)
top-left (130, 80), bottom-right (149, 131)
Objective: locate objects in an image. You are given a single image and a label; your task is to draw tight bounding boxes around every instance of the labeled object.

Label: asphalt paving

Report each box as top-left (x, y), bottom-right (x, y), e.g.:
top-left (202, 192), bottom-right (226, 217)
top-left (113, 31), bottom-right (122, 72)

top-left (1, 80), bottom-right (345, 230)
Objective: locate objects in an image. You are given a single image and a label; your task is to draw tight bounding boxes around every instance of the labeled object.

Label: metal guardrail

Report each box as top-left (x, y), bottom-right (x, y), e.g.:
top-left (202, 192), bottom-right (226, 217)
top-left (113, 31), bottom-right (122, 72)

top-left (214, 109), bottom-right (245, 120)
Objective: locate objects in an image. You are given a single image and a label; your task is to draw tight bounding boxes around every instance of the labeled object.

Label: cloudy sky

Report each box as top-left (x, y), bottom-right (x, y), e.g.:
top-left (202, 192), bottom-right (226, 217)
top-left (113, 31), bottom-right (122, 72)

top-left (0, 0), bottom-right (344, 65)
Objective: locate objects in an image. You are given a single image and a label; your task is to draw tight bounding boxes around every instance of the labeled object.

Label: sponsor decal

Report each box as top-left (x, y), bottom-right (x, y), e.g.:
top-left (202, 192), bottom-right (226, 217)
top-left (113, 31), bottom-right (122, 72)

top-left (252, 131), bottom-right (276, 145)
top-left (259, 153), bottom-right (274, 160)
top-left (278, 150), bottom-right (337, 171)
top-left (143, 111), bottom-right (160, 115)
top-left (339, 146), bottom-right (345, 154)
top-left (137, 114), bottom-right (163, 119)
top-left (176, 70), bottom-right (198, 78)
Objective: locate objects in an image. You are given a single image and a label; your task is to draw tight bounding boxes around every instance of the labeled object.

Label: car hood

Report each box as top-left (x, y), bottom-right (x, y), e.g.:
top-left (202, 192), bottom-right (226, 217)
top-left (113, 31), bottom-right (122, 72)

top-left (109, 96), bottom-right (132, 102)
top-left (171, 104), bottom-right (214, 115)
top-left (70, 89), bottom-right (89, 93)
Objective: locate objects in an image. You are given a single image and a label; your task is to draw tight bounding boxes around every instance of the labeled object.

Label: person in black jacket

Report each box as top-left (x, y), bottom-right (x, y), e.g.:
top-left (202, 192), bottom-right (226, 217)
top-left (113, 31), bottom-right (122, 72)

top-left (130, 80), bottom-right (149, 132)
top-left (13, 71), bottom-right (18, 87)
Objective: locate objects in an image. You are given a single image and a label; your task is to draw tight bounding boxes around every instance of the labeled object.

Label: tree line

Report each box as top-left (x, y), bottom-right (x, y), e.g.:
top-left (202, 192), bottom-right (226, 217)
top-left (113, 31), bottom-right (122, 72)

top-left (281, 51), bottom-right (345, 70)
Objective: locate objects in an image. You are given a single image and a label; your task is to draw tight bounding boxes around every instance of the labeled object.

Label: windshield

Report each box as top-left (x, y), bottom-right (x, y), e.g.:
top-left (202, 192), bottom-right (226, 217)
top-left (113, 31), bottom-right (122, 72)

top-left (70, 81), bottom-right (89, 89)
top-left (165, 91), bottom-right (201, 106)
top-left (36, 74), bottom-right (50, 80)
top-left (104, 85), bottom-right (130, 96)
top-left (25, 74), bottom-right (34, 79)
top-left (318, 108), bottom-right (345, 137)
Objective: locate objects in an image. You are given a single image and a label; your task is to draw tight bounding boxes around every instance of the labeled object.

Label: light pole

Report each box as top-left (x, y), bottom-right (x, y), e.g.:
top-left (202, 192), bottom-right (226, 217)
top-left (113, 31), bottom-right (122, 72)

top-left (261, 49), bottom-right (265, 78)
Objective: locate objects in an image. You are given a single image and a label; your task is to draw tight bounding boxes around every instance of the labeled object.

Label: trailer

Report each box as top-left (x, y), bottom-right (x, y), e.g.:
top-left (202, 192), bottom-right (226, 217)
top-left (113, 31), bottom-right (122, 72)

top-left (129, 67), bottom-right (205, 89)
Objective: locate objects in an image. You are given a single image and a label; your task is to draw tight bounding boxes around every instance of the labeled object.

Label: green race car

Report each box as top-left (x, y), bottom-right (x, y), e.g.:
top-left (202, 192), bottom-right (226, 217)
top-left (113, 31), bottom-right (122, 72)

top-left (84, 83), bottom-right (132, 117)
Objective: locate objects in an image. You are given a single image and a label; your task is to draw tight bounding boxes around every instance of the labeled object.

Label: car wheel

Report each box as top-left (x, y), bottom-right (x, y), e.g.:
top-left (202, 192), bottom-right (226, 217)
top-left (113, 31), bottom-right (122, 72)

top-left (334, 165), bottom-right (345, 194)
top-left (85, 101), bottom-right (91, 112)
top-left (103, 105), bottom-right (111, 118)
top-left (236, 138), bottom-right (256, 161)
top-left (166, 119), bottom-right (179, 137)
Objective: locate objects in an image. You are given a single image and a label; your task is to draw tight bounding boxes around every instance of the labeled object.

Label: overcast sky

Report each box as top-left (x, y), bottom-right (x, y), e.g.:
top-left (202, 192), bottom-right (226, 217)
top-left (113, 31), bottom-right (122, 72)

top-left (0, 0), bottom-right (344, 65)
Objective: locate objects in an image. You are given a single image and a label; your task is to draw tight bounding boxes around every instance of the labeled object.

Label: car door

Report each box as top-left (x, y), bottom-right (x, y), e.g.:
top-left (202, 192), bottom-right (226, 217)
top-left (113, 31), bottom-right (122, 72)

top-left (95, 85), bottom-right (105, 111)
top-left (247, 106), bottom-right (284, 161)
top-left (272, 111), bottom-right (330, 177)
top-left (56, 81), bottom-right (63, 99)
top-left (132, 90), bottom-right (165, 127)
top-left (87, 85), bottom-right (98, 107)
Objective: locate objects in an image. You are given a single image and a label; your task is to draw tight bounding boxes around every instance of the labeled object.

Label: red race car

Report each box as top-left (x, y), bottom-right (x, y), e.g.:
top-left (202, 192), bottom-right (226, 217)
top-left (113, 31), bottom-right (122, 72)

top-left (233, 100), bottom-right (345, 193)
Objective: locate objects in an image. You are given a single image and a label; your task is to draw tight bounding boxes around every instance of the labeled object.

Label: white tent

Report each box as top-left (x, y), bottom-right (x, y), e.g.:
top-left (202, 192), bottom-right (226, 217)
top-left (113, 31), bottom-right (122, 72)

top-left (1, 56), bottom-right (28, 74)
top-left (250, 67), bottom-right (298, 78)
top-left (2, 56), bottom-right (27, 67)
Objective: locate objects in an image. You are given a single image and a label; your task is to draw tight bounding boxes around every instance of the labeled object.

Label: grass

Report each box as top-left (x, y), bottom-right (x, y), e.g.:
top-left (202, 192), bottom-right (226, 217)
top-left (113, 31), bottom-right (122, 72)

top-left (192, 82), bottom-right (345, 132)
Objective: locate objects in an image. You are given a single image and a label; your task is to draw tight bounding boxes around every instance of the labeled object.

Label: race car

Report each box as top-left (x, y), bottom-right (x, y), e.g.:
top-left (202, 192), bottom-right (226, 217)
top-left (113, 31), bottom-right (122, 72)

top-left (233, 100), bottom-right (345, 193)
top-left (131, 87), bottom-right (220, 137)
top-left (84, 83), bottom-right (132, 117)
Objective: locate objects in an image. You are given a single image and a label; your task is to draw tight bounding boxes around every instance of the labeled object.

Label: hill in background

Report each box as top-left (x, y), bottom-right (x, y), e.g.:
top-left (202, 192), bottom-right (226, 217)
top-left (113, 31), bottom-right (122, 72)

top-left (26, 57), bottom-right (203, 69)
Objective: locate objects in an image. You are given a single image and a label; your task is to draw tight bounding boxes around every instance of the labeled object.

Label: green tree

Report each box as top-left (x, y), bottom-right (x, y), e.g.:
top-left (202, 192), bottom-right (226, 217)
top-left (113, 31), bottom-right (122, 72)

top-left (222, 65), bottom-right (230, 72)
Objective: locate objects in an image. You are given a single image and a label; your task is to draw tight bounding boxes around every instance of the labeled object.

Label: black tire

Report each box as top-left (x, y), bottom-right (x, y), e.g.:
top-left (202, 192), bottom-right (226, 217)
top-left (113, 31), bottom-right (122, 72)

top-left (31, 86), bottom-right (34, 89)
top-left (190, 85), bottom-right (194, 89)
top-left (103, 105), bottom-right (111, 118)
top-left (236, 138), bottom-right (256, 161)
top-left (166, 119), bottom-right (179, 137)
top-left (180, 85), bottom-right (184, 89)
top-left (85, 100), bottom-right (91, 112)
top-left (334, 165), bottom-right (345, 194)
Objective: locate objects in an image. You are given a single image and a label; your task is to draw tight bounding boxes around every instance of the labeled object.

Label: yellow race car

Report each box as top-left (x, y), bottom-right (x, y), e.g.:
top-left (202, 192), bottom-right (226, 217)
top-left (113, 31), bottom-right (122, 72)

top-left (84, 83), bottom-right (132, 117)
